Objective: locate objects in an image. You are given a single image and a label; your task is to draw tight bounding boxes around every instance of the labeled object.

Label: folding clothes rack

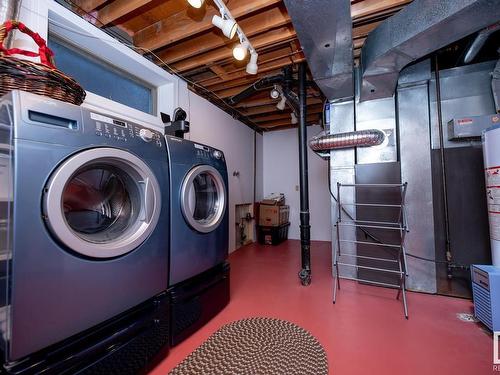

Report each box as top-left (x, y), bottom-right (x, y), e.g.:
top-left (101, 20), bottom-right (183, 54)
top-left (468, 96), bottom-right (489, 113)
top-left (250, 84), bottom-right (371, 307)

top-left (333, 183), bottom-right (410, 319)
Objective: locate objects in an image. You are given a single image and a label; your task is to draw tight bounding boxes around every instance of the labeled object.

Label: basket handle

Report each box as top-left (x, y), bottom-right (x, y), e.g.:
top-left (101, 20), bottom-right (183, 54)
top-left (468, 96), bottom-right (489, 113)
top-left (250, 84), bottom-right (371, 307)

top-left (0, 20), bottom-right (55, 69)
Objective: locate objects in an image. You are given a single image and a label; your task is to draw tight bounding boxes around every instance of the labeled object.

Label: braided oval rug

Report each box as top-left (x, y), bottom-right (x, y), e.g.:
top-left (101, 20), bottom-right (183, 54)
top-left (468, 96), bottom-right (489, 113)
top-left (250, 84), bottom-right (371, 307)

top-left (169, 318), bottom-right (328, 375)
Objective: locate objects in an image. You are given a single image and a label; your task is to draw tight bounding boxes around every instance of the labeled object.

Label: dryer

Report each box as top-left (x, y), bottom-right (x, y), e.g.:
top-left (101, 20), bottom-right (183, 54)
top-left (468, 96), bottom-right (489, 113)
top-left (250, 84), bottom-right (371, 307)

top-left (0, 91), bottom-right (170, 373)
top-left (165, 135), bottom-right (229, 286)
top-left (165, 135), bottom-right (230, 345)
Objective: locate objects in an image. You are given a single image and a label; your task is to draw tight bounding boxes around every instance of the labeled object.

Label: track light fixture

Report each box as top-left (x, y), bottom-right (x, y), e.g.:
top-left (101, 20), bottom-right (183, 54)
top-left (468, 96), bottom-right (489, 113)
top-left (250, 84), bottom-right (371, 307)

top-left (188, 0), bottom-right (258, 74)
top-left (233, 42), bottom-right (249, 61)
top-left (276, 95), bottom-right (287, 111)
top-left (187, 0), bottom-right (204, 8)
top-left (270, 85), bottom-right (281, 99)
top-left (246, 51), bottom-right (259, 75)
top-left (212, 15), bottom-right (237, 39)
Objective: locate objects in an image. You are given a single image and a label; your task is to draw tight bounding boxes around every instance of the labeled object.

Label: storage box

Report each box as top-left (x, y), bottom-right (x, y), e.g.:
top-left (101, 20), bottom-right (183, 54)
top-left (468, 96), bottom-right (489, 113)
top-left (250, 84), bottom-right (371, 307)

top-left (261, 193), bottom-right (285, 206)
top-left (257, 223), bottom-right (290, 245)
top-left (259, 204), bottom-right (289, 226)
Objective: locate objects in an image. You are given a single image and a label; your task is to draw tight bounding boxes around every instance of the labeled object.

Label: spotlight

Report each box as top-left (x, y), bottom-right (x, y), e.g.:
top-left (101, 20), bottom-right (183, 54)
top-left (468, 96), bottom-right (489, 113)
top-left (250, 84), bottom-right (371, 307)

top-left (270, 86), bottom-right (280, 99)
top-left (276, 96), bottom-right (286, 111)
top-left (246, 52), bottom-right (259, 75)
top-left (212, 15), bottom-right (237, 39)
top-left (233, 42), bottom-right (249, 61)
top-left (187, 0), bottom-right (204, 8)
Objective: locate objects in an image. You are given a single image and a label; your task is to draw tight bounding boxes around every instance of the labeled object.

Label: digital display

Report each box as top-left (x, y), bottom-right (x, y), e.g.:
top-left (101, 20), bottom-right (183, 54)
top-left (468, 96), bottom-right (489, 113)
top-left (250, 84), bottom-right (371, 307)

top-left (113, 119), bottom-right (127, 127)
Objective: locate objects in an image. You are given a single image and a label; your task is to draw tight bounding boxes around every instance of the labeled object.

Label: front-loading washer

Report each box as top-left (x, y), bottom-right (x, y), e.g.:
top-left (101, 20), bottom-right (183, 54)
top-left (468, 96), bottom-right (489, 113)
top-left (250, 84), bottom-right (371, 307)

top-left (165, 135), bottom-right (230, 345)
top-left (0, 91), bottom-right (170, 372)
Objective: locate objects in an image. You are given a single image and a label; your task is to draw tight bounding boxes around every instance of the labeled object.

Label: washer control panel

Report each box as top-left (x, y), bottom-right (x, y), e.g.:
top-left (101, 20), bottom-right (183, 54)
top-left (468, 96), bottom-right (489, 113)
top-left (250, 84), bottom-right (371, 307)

top-left (194, 143), bottom-right (225, 161)
top-left (91, 112), bottom-right (163, 147)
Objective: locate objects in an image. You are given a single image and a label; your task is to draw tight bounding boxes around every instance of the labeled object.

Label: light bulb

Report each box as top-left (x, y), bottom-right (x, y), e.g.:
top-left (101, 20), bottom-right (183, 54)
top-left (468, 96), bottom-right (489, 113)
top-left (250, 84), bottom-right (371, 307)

top-left (270, 87), bottom-right (280, 99)
top-left (187, 0), bottom-right (204, 8)
top-left (233, 42), bottom-right (248, 61)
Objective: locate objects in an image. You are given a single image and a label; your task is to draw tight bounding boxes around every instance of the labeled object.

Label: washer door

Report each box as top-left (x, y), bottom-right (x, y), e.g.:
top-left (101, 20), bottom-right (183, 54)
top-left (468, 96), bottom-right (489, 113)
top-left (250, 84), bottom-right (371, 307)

top-left (44, 148), bottom-right (161, 258)
top-left (181, 165), bottom-right (226, 234)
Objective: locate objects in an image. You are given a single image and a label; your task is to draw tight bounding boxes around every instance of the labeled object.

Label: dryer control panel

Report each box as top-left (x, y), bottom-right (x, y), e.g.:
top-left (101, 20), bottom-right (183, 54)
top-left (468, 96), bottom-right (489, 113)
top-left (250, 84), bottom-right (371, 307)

top-left (194, 143), bottom-right (225, 162)
top-left (91, 112), bottom-right (163, 148)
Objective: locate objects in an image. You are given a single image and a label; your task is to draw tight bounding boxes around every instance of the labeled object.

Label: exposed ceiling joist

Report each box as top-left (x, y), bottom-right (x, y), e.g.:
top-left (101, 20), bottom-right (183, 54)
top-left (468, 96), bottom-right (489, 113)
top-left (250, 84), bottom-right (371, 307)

top-left (72, 0), bottom-right (108, 13)
top-left (97, 0), bottom-right (152, 26)
top-left (133, 0), bottom-right (282, 51)
top-left (156, 6), bottom-right (291, 65)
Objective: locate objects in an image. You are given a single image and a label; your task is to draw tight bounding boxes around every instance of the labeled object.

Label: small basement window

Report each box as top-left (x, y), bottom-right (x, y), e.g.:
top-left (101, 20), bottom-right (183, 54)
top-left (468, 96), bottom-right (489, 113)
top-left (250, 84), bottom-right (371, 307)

top-left (48, 36), bottom-right (155, 115)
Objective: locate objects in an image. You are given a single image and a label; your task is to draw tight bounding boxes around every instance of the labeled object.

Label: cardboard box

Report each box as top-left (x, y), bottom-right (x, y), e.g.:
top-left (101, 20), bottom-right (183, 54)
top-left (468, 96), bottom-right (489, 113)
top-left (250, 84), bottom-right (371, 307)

top-left (259, 204), bottom-right (289, 226)
top-left (261, 193), bottom-right (285, 206)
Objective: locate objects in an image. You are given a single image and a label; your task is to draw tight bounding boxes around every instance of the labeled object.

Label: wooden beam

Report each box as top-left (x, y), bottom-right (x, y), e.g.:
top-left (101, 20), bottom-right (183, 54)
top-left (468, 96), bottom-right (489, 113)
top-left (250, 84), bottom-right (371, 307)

top-left (352, 0), bottom-right (411, 21)
top-left (258, 114), bottom-right (321, 128)
top-left (209, 69), bottom-right (283, 91)
top-left (97, 0), bottom-right (153, 26)
top-left (73, 0), bottom-right (108, 13)
top-left (134, 0), bottom-right (282, 51)
top-left (250, 105), bottom-right (323, 122)
top-left (156, 6), bottom-right (291, 64)
top-left (172, 27), bottom-right (296, 72)
top-left (237, 94), bottom-right (322, 109)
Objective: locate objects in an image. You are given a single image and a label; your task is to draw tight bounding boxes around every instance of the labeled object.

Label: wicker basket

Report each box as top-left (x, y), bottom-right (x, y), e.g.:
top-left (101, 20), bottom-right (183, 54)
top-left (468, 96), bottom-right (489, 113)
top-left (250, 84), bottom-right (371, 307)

top-left (0, 20), bottom-right (86, 105)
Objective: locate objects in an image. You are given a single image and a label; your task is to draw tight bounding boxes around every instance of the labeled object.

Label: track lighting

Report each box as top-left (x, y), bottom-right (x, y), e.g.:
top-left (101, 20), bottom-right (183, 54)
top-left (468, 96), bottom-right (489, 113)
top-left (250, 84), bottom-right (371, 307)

top-left (212, 15), bottom-right (237, 39)
top-left (190, 0), bottom-right (258, 74)
top-left (246, 52), bottom-right (259, 75)
top-left (276, 96), bottom-right (287, 111)
top-left (233, 42), bottom-right (249, 61)
top-left (187, 0), bottom-right (204, 8)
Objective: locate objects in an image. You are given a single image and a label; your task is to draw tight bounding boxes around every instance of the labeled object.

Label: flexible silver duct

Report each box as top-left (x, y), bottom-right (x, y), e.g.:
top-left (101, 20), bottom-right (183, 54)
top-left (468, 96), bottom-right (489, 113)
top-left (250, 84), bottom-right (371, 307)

top-left (309, 129), bottom-right (385, 152)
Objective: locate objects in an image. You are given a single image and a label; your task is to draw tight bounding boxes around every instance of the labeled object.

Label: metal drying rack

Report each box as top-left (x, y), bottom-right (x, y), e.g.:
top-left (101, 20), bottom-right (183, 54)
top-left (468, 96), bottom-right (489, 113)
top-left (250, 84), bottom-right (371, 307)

top-left (333, 183), bottom-right (410, 319)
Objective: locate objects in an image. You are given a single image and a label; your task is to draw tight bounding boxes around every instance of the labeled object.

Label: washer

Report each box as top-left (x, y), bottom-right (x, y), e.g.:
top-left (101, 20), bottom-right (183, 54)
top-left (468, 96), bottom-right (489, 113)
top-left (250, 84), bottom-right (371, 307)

top-left (165, 135), bottom-right (229, 286)
top-left (0, 91), bottom-right (170, 365)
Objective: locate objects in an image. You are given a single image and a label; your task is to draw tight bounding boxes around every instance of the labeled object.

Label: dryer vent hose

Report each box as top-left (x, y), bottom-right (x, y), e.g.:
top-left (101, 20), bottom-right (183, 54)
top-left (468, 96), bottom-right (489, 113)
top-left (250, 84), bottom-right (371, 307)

top-left (309, 129), bottom-right (385, 152)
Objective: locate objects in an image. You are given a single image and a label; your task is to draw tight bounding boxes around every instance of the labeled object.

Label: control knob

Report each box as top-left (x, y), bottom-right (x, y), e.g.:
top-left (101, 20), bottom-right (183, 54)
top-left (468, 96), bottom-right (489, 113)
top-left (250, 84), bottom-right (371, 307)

top-left (139, 128), bottom-right (154, 142)
top-left (213, 150), bottom-right (223, 159)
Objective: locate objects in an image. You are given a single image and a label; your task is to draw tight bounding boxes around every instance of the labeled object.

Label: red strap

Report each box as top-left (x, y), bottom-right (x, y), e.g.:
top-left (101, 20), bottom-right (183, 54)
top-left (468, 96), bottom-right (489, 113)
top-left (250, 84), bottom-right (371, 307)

top-left (0, 20), bottom-right (55, 69)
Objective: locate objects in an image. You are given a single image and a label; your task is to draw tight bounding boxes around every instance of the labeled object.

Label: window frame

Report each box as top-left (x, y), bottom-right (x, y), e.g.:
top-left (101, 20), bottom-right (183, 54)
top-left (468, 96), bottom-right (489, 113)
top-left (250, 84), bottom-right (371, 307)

top-left (17, 0), bottom-right (181, 131)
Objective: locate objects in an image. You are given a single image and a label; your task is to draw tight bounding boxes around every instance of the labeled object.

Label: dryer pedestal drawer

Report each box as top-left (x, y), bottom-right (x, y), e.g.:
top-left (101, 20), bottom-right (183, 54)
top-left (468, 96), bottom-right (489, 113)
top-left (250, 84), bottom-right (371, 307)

top-left (169, 262), bottom-right (230, 346)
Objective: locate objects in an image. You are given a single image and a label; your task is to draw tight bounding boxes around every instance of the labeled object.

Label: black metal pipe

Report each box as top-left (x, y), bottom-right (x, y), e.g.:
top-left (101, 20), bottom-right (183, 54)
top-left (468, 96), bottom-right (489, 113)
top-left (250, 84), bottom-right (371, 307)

top-left (298, 62), bottom-right (311, 286)
top-left (226, 75), bottom-right (284, 105)
top-left (434, 55), bottom-right (453, 279)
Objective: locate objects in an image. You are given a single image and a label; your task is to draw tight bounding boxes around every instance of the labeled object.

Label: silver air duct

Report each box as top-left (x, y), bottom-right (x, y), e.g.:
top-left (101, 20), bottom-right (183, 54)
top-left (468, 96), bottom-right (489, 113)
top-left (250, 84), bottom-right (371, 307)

top-left (360, 0), bottom-right (500, 102)
top-left (309, 129), bottom-right (385, 152)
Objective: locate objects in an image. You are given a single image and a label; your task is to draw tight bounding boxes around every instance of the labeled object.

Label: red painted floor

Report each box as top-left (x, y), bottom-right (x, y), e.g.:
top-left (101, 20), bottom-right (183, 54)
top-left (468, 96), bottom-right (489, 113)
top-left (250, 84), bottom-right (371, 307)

top-left (149, 240), bottom-right (494, 374)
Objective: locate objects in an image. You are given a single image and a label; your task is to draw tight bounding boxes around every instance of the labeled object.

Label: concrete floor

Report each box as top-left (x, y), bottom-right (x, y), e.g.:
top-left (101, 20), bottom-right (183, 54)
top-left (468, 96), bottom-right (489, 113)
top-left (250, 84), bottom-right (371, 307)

top-left (149, 240), bottom-right (494, 374)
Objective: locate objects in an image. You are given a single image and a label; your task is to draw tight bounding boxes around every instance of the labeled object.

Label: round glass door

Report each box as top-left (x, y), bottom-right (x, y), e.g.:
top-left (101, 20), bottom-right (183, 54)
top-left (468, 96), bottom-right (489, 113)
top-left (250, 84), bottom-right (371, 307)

top-left (43, 148), bottom-right (161, 258)
top-left (181, 165), bottom-right (226, 233)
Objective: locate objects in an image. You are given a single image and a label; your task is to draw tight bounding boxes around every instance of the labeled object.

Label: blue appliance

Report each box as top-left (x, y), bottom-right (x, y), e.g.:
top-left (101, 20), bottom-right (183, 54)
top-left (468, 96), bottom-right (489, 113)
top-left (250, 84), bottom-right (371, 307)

top-left (164, 135), bottom-right (230, 345)
top-left (471, 265), bottom-right (500, 331)
top-left (0, 91), bottom-right (170, 373)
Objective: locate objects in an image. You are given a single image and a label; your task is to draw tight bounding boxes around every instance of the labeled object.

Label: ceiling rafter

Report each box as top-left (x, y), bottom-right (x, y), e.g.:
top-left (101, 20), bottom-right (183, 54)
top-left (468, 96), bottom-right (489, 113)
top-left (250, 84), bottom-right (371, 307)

top-left (133, 0), bottom-right (282, 51)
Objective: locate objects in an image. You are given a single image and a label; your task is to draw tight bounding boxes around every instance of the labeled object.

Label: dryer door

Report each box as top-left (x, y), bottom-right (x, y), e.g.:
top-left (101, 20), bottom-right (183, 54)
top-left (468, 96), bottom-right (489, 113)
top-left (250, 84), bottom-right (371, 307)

top-left (44, 148), bottom-right (161, 258)
top-left (181, 165), bottom-right (226, 233)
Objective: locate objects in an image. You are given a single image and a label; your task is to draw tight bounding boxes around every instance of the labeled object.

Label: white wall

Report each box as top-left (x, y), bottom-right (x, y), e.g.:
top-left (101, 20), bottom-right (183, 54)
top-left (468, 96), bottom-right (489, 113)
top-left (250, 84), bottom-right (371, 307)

top-left (255, 133), bottom-right (264, 201)
top-left (261, 126), bottom-right (332, 241)
top-left (183, 92), bottom-right (257, 253)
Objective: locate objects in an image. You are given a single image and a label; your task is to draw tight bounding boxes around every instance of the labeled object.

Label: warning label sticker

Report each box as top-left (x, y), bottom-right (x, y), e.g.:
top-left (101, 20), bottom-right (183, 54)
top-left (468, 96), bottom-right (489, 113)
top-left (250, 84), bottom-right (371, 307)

top-left (486, 166), bottom-right (500, 240)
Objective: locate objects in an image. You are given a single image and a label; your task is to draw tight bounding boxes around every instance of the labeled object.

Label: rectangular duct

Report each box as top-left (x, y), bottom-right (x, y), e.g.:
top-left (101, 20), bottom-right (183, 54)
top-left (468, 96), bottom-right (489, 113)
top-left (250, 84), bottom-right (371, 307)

top-left (283, 0), bottom-right (353, 101)
top-left (360, 0), bottom-right (500, 102)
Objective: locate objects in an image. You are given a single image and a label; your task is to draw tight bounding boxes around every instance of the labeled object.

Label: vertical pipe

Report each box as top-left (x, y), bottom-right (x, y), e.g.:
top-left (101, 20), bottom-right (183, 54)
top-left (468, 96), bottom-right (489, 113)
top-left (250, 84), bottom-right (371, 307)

top-left (434, 55), bottom-right (453, 278)
top-left (298, 62), bottom-right (311, 286)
